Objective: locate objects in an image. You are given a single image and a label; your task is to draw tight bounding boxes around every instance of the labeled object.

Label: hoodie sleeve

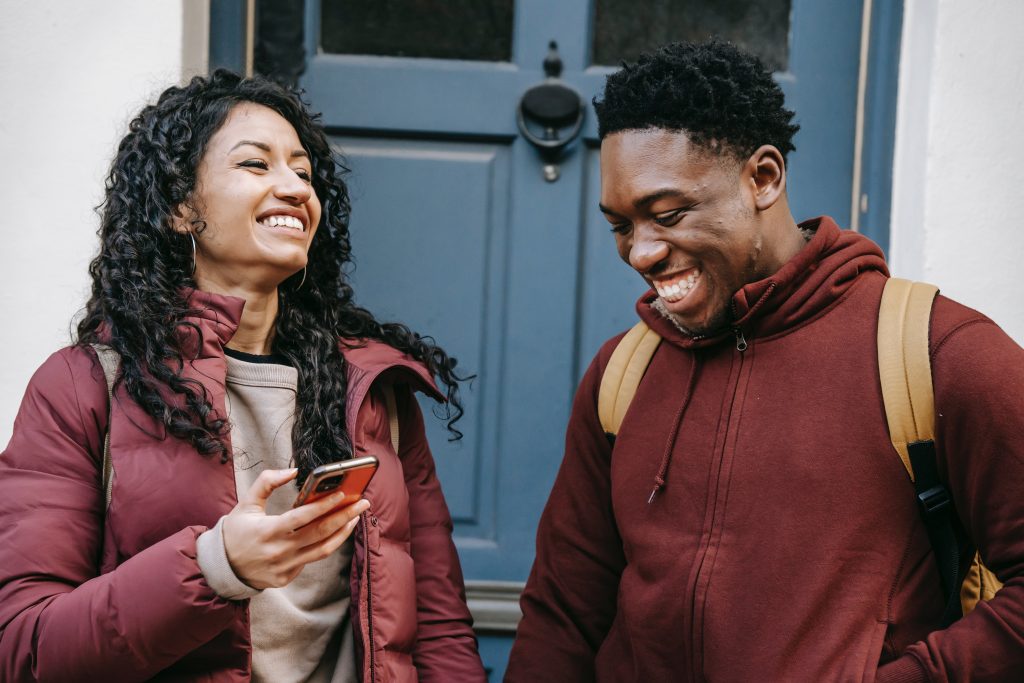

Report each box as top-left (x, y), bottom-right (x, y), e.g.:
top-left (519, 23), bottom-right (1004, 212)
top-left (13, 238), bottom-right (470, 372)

top-left (0, 349), bottom-right (242, 682)
top-left (505, 343), bottom-right (626, 682)
top-left (883, 301), bottom-right (1024, 682)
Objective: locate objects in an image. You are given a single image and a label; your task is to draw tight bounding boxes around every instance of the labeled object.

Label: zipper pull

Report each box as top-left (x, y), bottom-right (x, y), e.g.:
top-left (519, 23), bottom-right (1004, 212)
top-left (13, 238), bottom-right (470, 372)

top-left (733, 328), bottom-right (748, 352)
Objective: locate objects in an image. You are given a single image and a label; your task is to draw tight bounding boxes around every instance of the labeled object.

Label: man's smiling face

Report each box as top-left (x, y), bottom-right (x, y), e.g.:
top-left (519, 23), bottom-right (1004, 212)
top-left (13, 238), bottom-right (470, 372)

top-left (599, 128), bottom-right (784, 337)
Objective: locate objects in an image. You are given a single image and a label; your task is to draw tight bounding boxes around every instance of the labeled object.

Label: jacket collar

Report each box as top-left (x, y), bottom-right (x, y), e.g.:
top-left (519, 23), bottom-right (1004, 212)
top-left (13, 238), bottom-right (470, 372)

top-left (180, 288), bottom-right (246, 357)
top-left (636, 216), bottom-right (889, 349)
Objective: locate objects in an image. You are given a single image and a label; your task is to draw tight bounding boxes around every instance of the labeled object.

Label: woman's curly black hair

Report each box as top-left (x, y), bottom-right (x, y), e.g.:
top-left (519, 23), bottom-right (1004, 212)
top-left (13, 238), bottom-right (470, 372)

top-left (594, 39), bottom-right (800, 162)
top-left (77, 69), bottom-right (470, 482)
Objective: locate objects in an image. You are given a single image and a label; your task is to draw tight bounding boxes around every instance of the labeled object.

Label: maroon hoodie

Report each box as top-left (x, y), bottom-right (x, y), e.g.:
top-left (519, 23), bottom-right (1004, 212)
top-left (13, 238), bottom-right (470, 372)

top-left (0, 290), bottom-right (484, 682)
top-left (506, 217), bottom-right (1024, 682)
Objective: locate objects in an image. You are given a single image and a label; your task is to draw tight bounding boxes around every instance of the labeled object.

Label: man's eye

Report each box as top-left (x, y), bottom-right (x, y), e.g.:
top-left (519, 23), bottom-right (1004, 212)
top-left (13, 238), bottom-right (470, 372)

top-left (238, 159), bottom-right (269, 170)
top-left (610, 223), bottom-right (632, 236)
top-left (654, 210), bottom-right (683, 226)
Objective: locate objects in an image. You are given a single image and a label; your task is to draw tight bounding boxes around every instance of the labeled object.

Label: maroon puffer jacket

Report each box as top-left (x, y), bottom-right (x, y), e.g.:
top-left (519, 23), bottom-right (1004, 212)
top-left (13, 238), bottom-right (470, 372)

top-left (0, 290), bottom-right (484, 682)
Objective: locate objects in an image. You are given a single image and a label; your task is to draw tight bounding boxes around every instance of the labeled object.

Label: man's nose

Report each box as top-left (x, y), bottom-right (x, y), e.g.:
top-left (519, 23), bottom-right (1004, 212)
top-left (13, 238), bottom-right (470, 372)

top-left (629, 227), bottom-right (670, 274)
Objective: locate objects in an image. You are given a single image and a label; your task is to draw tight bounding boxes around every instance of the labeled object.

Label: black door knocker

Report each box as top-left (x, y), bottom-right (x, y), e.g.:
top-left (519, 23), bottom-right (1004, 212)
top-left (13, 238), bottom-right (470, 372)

top-left (516, 41), bottom-right (585, 182)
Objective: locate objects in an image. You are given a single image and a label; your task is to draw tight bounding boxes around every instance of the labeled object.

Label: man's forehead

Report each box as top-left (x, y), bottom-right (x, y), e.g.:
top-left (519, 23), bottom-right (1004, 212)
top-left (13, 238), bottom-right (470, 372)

top-left (598, 129), bottom-right (737, 185)
top-left (600, 128), bottom-right (733, 162)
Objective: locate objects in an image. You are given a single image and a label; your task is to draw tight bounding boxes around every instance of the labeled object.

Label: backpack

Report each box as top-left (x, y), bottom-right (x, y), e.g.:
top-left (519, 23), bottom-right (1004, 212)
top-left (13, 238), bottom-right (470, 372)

top-left (91, 345), bottom-right (401, 512)
top-left (596, 277), bottom-right (1001, 624)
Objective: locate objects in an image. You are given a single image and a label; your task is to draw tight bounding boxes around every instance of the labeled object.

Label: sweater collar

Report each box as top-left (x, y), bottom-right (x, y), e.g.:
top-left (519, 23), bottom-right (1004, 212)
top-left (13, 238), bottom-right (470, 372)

top-left (636, 216), bottom-right (889, 349)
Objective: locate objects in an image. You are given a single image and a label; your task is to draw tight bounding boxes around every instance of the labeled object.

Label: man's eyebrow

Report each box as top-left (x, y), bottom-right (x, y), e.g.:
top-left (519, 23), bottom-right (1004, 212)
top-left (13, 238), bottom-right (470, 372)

top-left (633, 188), bottom-right (688, 209)
top-left (599, 188), bottom-right (690, 215)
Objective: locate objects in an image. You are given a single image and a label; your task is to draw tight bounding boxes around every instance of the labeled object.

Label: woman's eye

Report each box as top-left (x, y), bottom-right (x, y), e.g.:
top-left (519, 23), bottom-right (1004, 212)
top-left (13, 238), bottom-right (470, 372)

top-left (238, 159), bottom-right (269, 170)
top-left (295, 169), bottom-right (312, 182)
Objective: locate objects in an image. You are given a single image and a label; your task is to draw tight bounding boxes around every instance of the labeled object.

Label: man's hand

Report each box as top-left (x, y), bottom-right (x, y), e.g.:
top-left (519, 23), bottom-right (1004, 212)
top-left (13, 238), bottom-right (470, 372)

top-left (222, 468), bottom-right (370, 589)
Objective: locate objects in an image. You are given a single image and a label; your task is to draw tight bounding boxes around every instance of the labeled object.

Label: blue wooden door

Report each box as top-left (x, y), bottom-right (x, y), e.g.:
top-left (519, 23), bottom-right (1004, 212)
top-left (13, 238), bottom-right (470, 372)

top-left (230, 0), bottom-right (901, 677)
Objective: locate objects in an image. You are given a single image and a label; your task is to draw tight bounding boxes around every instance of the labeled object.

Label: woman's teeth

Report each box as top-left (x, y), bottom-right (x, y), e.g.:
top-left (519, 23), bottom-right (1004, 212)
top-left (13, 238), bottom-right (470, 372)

top-left (655, 271), bottom-right (699, 302)
top-left (260, 215), bottom-right (304, 230)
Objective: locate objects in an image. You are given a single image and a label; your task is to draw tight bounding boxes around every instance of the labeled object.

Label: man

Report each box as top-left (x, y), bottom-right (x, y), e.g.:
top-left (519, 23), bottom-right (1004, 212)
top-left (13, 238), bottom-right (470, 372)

top-left (505, 41), bottom-right (1024, 682)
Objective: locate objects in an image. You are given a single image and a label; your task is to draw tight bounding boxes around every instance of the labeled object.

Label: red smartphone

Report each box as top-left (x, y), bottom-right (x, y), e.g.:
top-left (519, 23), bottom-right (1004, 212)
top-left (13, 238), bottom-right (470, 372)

top-left (292, 455), bottom-right (379, 508)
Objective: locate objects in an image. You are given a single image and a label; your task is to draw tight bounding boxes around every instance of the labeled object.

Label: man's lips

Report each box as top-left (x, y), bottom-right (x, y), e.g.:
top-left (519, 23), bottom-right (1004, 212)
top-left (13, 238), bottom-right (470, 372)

top-left (652, 267), bottom-right (701, 303)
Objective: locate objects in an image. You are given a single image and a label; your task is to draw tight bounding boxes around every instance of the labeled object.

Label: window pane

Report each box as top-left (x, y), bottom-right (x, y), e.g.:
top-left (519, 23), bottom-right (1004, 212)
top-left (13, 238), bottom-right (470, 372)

top-left (321, 0), bottom-right (514, 62)
top-left (592, 0), bottom-right (791, 72)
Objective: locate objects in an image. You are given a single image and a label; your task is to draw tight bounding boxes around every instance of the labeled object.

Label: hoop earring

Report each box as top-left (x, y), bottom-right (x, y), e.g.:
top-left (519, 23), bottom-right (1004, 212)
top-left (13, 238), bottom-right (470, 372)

top-left (296, 267), bottom-right (307, 290)
top-left (189, 233), bottom-right (197, 276)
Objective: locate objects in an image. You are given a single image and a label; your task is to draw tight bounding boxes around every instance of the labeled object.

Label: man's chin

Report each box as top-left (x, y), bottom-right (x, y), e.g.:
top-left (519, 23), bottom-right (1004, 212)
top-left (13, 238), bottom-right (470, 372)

top-left (651, 298), bottom-right (730, 339)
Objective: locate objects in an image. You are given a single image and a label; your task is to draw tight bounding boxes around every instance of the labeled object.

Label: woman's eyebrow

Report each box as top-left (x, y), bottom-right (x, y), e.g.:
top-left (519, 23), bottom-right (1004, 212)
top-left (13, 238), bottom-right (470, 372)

top-left (229, 140), bottom-right (308, 159)
top-left (230, 139), bottom-right (271, 153)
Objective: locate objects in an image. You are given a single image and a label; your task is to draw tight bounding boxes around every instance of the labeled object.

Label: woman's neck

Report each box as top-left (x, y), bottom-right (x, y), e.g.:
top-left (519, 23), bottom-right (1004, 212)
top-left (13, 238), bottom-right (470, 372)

top-left (195, 278), bottom-right (279, 355)
top-left (229, 290), bottom-right (278, 355)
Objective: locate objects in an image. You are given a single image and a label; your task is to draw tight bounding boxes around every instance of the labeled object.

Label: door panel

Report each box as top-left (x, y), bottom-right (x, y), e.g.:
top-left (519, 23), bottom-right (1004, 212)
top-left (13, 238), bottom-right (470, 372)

top-left (339, 138), bottom-right (511, 541)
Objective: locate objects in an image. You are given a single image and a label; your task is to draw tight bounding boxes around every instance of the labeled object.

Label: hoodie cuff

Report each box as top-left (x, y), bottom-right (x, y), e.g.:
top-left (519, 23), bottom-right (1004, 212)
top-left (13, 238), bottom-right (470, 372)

top-left (196, 516), bottom-right (262, 601)
top-left (875, 655), bottom-right (928, 683)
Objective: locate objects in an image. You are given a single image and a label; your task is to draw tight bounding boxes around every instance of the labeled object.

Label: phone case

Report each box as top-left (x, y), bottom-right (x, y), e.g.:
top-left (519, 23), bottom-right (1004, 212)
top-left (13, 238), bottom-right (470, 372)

top-left (293, 455), bottom-right (379, 508)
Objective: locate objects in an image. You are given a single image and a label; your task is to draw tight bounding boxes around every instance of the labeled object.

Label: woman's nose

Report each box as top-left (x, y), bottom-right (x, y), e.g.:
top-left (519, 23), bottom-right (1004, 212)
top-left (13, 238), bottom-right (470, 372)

top-left (274, 170), bottom-right (313, 204)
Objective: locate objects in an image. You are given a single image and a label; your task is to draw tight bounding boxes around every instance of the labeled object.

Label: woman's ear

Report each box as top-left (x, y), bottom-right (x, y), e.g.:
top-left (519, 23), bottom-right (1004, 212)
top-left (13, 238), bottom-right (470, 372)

top-left (745, 144), bottom-right (786, 211)
top-left (170, 204), bottom-right (191, 235)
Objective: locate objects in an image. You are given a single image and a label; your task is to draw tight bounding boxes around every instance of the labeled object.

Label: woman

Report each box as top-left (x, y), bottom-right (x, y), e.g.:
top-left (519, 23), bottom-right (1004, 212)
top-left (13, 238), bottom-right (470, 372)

top-left (0, 70), bottom-right (485, 682)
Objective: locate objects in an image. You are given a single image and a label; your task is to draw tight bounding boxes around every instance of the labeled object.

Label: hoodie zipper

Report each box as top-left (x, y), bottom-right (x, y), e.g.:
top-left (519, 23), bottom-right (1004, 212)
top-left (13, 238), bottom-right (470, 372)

top-left (362, 512), bottom-right (376, 682)
top-left (733, 328), bottom-right (748, 352)
top-left (689, 331), bottom-right (751, 680)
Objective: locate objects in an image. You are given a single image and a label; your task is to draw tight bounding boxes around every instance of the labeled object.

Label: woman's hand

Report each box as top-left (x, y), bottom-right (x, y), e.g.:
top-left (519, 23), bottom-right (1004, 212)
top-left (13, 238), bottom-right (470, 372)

top-left (222, 468), bottom-right (370, 590)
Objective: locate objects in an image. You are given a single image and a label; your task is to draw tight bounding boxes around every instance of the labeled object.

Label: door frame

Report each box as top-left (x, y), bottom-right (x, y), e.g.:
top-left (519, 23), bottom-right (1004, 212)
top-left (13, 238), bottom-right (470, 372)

top-left (208, 0), bottom-right (905, 637)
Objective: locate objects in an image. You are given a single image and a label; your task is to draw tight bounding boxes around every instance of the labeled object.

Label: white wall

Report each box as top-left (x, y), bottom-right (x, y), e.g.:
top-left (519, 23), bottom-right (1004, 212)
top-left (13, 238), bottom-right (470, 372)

top-left (890, 0), bottom-right (1024, 344)
top-left (0, 0), bottom-right (208, 446)
top-left (2, 0), bottom-right (1021, 447)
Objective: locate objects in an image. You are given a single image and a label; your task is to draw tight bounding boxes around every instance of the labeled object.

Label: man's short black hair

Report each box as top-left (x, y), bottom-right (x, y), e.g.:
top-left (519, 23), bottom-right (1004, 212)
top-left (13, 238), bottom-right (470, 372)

top-left (594, 40), bottom-right (800, 162)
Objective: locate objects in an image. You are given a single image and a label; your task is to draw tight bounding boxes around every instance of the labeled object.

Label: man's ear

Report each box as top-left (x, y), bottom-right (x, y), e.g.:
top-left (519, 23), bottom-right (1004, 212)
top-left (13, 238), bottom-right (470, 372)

top-left (745, 145), bottom-right (786, 211)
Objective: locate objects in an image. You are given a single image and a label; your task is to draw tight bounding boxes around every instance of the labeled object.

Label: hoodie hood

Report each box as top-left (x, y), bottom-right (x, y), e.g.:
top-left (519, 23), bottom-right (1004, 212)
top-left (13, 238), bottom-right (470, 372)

top-left (636, 217), bottom-right (889, 349)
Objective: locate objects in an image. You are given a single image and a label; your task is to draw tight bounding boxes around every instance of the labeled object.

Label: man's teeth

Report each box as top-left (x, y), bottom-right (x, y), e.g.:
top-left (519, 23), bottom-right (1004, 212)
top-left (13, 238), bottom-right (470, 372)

top-left (260, 215), bottom-right (304, 230)
top-left (655, 271), bottom-right (699, 302)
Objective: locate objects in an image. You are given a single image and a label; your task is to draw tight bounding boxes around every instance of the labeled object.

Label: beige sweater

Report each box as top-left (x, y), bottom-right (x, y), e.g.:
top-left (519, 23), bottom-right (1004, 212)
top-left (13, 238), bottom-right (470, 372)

top-left (196, 353), bottom-right (356, 683)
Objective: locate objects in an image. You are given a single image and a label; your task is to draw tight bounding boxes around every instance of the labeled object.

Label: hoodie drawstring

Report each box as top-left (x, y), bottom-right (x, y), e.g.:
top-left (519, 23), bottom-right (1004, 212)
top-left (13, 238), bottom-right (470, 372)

top-left (648, 356), bottom-right (700, 504)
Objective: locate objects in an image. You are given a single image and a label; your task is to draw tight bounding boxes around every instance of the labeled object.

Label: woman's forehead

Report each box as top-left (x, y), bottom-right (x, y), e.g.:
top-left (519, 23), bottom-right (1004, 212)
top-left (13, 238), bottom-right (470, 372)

top-left (210, 102), bottom-right (303, 151)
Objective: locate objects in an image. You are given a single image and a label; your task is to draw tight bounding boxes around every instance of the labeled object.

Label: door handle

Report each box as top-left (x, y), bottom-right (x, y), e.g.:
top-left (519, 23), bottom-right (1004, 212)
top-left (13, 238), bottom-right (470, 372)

top-left (516, 41), bottom-right (585, 181)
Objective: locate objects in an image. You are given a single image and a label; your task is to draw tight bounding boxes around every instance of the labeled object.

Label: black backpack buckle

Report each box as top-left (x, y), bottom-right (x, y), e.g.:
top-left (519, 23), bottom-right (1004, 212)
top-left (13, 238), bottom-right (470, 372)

top-left (917, 485), bottom-right (951, 517)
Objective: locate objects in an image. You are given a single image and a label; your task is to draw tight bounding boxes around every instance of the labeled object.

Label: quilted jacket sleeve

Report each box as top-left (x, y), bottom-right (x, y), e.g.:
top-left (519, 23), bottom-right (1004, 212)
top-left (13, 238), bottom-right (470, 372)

top-left (504, 344), bottom-right (626, 682)
top-left (390, 384), bottom-right (486, 682)
top-left (0, 349), bottom-right (242, 682)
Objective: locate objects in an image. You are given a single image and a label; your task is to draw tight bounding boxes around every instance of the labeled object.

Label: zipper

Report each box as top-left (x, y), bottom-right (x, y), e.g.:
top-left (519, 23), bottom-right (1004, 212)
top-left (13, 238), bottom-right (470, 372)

top-left (363, 512), bottom-right (376, 682)
top-left (688, 333), bottom-right (751, 680)
top-left (733, 328), bottom-right (748, 352)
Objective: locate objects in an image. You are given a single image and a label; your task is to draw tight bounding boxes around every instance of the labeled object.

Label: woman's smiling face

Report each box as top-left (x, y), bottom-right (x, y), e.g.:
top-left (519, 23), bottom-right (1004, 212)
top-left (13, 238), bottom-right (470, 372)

top-left (183, 102), bottom-right (322, 293)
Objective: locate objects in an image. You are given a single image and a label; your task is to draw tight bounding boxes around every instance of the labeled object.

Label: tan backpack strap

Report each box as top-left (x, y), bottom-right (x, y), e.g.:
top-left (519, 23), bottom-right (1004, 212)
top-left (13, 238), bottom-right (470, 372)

top-left (91, 344), bottom-right (119, 510)
top-left (877, 278), bottom-right (939, 481)
top-left (382, 383), bottom-right (400, 454)
top-left (598, 321), bottom-right (662, 436)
